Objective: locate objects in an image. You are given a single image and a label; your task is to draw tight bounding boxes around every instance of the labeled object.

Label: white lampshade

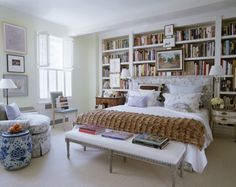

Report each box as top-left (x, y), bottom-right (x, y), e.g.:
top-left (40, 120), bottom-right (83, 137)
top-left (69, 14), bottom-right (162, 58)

top-left (209, 65), bottom-right (224, 76)
top-left (0, 79), bottom-right (17, 89)
top-left (120, 68), bottom-right (130, 79)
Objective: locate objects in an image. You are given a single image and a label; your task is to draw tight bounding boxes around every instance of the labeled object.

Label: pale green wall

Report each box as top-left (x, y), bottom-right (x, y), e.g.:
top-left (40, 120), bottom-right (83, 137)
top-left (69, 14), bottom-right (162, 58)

top-left (0, 6), bottom-right (68, 108)
top-left (73, 34), bottom-right (99, 113)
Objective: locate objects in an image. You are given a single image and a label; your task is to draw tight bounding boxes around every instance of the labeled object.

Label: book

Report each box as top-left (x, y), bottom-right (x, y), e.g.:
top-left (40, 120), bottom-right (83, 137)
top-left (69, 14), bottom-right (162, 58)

top-left (79, 124), bottom-right (106, 134)
top-left (101, 130), bottom-right (133, 140)
top-left (132, 133), bottom-right (169, 149)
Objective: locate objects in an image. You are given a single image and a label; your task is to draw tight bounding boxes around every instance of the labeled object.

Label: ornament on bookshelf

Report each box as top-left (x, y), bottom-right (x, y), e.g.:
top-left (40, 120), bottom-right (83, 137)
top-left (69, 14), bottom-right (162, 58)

top-left (210, 97), bottom-right (224, 109)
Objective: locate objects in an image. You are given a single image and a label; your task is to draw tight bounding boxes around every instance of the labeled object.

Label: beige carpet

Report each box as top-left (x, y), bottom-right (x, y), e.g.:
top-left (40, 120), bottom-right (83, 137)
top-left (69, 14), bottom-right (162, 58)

top-left (0, 126), bottom-right (236, 187)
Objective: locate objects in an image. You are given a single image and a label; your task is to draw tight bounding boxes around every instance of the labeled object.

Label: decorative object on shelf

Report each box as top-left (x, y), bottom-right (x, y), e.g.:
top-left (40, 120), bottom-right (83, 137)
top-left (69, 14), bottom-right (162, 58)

top-left (120, 68), bottom-right (130, 79)
top-left (3, 74), bottom-right (28, 97)
top-left (3, 22), bottom-right (27, 54)
top-left (163, 37), bottom-right (175, 48)
top-left (7, 54), bottom-right (25, 73)
top-left (0, 78), bottom-right (17, 104)
top-left (0, 130), bottom-right (32, 170)
top-left (209, 65), bottom-right (224, 96)
top-left (164, 24), bottom-right (174, 36)
top-left (110, 58), bottom-right (120, 73)
top-left (156, 49), bottom-right (183, 71)
top-left (210, 97), bottom-right (224, 109)
top-left (110, 74), bottom-right (120, 88)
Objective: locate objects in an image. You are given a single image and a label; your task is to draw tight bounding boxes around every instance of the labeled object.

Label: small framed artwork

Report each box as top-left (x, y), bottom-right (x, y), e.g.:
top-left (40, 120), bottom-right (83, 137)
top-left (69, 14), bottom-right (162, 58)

top-left (3, 22), bottom-right (27, 54)
top-left (110, 58), bottom-right (120, 73)
top-left (7, 54), bottom-right (25, 73)
top-left (164, 24), bottom-right (174, 36)
top-left (110, 74), bottom-right (120, 88)
top-left (156, 49), bottom-right (183, 71)
top-left (3, 74), bottom-right (28, 97)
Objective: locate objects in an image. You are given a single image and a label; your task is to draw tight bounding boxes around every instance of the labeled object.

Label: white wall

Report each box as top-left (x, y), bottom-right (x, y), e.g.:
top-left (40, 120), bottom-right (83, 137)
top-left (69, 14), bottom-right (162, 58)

top-left (0, 6), bottom-right (68, 108)
top-left (73, 34), bottom-right (99, 113)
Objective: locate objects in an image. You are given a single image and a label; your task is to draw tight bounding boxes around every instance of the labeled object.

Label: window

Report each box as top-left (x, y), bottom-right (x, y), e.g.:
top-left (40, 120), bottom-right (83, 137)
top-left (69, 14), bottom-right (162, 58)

top-left (37, 33), bottom-right (73, 99)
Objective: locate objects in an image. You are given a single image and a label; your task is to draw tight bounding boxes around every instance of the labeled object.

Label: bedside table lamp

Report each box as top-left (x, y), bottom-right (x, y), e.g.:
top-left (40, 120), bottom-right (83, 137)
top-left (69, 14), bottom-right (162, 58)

top-left (0, 79), bottom-right (17, 105)
top-left (209, 65), bottom-right (224, 97)
top-left (120, 68), bottom-right (130, 80)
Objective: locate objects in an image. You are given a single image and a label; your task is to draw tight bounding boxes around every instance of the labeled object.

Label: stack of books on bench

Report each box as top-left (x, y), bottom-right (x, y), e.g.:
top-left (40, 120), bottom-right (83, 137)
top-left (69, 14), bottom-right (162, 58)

top-left (132, 133), bottom-right (169, 149)
top-left (101, 130), bottom-right (133, 140)
top-left (79, 124), bottom-right (106, 135)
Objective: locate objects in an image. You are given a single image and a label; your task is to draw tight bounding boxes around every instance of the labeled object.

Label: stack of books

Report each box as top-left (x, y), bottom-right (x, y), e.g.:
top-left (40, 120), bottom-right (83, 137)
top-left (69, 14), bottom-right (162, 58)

top-left (79, 124), bottom-right (106, 135)
top-left (132, 133), bottom-right (169, 149)
top-left (101, 130), bottom-right (133, 140)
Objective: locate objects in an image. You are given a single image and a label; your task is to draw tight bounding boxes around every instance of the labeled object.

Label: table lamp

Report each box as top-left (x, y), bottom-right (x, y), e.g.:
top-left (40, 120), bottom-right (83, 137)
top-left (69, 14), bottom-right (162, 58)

top-left (209, 65), bottom-right (224, 97)
top-left (0, 79), bottom-right (17, 105)
top-left (120, 68), bottom-right (130, 79)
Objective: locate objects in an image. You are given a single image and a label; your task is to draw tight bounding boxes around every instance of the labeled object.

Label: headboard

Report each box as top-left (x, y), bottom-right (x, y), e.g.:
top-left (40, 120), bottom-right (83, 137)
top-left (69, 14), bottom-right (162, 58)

top-left (131, 76), bottom-right (213, 109)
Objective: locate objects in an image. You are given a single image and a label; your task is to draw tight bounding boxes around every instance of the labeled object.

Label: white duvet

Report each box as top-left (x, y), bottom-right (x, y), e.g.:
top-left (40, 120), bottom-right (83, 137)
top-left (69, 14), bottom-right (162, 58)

top-left (106, 105), bottom-right (213, 173)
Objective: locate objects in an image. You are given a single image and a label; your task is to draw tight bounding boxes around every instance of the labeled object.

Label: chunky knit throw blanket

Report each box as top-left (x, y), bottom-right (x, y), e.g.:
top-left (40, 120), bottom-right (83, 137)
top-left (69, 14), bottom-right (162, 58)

top-left (76, 110), bottom-right (205, 149)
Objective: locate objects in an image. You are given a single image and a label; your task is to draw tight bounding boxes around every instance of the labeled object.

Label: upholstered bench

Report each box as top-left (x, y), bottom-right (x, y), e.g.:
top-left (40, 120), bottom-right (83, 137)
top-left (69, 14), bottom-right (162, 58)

top-left (65, 130), bottom-right (186, 187)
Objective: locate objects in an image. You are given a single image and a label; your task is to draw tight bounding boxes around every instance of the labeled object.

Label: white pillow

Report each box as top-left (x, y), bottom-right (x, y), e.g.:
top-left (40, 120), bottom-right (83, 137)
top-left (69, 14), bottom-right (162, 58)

top-left (163, 93), bottom-right (201, 112)
top-left (169, 84), bottom-right (202, 94)
top-left (128, 90), bottom-right (161, 106)
top-left (127, 95), bottom-right (148, 107)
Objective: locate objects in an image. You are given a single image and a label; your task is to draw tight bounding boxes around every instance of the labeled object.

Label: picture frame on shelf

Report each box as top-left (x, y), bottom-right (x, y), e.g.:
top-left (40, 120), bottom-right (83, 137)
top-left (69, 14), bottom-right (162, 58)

top-left (156, 49), bottom-right (183, 71)
top-left (3, 74), bottom-right (28, 97)
top-left (3, 22), bottom-right (27, 54)
top-left (110, 58), bottom-right (120, 73)
top-left (110, 74), bottom-right (120, 88)
top-left (7, 54), bottom-right (25, 73)
top-left (164, 24), bottom-right (174, 36)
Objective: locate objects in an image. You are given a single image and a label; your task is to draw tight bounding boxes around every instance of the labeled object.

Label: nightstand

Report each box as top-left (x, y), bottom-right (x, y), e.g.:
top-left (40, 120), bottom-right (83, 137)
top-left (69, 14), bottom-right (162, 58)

top-left (96, 97), bottom-right (125, 108)
top-left (211, 109), bottom-right (236, 142)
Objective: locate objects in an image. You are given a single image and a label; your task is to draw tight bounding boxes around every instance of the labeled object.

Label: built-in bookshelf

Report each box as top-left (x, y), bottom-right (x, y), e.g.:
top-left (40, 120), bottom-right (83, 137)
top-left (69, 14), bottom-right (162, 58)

top-left (99, 17), bottom-right (236, 94)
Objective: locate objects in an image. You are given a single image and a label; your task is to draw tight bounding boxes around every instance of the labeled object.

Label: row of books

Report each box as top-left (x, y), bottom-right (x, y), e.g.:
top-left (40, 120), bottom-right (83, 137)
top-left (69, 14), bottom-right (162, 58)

top-left (77, 124), bottom-right (169, 149)
top-left (222, 22), bottom-right (236, 36)
top-left (103, 52), bottom-right (129, 64)
top-left (103, 39), bottom-right (129, 50)
top-left (134, 33), bottom-right (164, 46)
top-left (221, 59), bottom-right (235, 75)
top-left (102, 68), bottom-right (110, 77)
top-left (222, 40), bottom-right (236, 55)
top-left (186, 60), bottom-right (212, 76)
top-left (175, 25), bottom-right (215, 41)
top-left (120, 79), bottom-right (129, 89)
top-left (133, 49), bottom-right (156, 61)
top-left (183, 41), bottom-right (215, 58)
top-left (133, 64), bottom-right (156, 77)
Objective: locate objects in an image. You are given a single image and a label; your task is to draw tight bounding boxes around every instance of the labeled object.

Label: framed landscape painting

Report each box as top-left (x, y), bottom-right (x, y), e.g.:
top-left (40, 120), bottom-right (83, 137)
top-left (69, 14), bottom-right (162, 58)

top-left (156, 49), bottom-right (183, 71)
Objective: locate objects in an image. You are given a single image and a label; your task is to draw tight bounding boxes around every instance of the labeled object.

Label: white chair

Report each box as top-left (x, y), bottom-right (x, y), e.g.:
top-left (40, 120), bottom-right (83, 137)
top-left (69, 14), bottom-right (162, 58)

top-left (50, 92), bottom-right (78, 130)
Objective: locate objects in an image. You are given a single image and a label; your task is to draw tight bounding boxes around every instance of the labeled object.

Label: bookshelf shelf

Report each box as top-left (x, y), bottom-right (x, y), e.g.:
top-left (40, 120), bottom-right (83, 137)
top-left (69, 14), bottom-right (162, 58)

top-left (219, 91), bottom-right (236, 95)
top-left (221, 55), bottom-right (236, 59)
top-left (102, 47), bottom-right (129, 53)
top-left (102, 77), bottom-right (110, 80)
top-left (102, 64), bottom-right (110, 67)
top-left (185, 56), bottom-right (215, 61)
top-left (133, 44), bottom-right (163, 49)
top-left (221, 35), bottom-right (236, 40)
top-left (102, 88), bottom-right (129, 92)
top-left (120, 62), bottom-right (130, 65)
top-left (133, 60), bottom-right (156, 65)
top-left (176, 37), bottom-right (215, 44)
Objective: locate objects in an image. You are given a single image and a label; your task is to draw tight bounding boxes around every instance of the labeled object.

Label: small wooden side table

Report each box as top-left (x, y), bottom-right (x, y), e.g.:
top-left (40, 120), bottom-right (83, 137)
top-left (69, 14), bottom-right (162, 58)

top-left (96, 97), bottom-right (125, 108)
top-left (211, 109), bottom-right (236, 142)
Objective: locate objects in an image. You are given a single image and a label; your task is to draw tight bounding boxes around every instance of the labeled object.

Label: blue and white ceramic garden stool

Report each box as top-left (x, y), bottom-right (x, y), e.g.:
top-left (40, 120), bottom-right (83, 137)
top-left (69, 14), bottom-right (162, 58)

top-left (0, 130), bottom-right (32, 170)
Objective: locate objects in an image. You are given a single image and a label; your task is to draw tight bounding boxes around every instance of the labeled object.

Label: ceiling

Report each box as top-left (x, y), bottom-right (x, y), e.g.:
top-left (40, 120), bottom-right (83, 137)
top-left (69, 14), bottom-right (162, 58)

top-left (0, 0), bottom-right (235, 36)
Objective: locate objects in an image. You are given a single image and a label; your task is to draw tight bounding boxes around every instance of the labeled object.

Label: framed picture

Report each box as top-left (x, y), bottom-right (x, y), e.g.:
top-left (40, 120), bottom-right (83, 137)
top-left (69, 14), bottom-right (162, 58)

top-left (110, 58), bottom-right (120, 73)
top-left (7, 54), bottom-right (25, 73)
top-left (3, 22), bottom-right (27, 54)
top-left (110, 74), bottom-right (120, 88)
top-left (164, 24), bottom-right (174, 36)
top-left (3, 74), bottom-right (28, 97)
top-left (156, 49), bottom-right (183, 71)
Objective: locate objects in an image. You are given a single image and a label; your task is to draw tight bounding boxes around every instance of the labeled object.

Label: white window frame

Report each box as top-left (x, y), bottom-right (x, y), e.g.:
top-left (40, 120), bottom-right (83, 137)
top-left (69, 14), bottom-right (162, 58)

top-left (37, 32), bottom-right (73, 101)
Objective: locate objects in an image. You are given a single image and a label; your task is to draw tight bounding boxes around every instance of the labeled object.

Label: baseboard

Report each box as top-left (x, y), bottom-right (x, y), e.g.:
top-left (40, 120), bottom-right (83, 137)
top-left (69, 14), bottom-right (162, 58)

top-left (213, 124), bottom-right (234, 137)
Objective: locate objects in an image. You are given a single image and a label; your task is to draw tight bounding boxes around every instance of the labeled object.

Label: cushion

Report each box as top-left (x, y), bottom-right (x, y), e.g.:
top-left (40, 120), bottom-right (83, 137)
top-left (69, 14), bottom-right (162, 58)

top-left (163, 93), bottom-right (201, 112)
top-left (56, 96), bottom-right (69, 110)
top-left (168, 84), bottom-right (202, 94)
top-left (128, 90), bottom-right (161, 106)
top-left (0, 104), bottom-right (8, 120)
top-left (5, 103), bottom-right (21, 120)
top-left (127, 95), bottom-right (148, 107)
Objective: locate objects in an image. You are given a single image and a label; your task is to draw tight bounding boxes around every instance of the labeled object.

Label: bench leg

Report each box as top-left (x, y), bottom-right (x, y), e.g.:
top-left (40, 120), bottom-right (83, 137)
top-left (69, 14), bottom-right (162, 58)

top-left (84, 146), bottom-right (86, 151)
top-left (66, 139), bottom-right (70, 159)
top-left (171, 166), bottom-right (177, 187)
top-left (109, 150), bottom-right (113, 173)
top-left (179, 160), bottom-right (184, 178)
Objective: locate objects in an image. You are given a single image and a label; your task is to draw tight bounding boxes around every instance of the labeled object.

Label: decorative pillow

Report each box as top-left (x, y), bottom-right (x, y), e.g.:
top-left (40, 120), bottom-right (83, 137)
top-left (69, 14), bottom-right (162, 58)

top-left (168, 84), bottom-right (202, 94)
top-left (163, 93), bottom-right (201, 112)
top-left (127, 95), bottom-right (148, 108)
top-left (0, 104), bottom-right (8, 120)
top-left (56, 96), bottom-right (69, 110)
top-left (5, 103), bottom-right (21, 120)
top-left (128, 90), bottom-right (161, 106)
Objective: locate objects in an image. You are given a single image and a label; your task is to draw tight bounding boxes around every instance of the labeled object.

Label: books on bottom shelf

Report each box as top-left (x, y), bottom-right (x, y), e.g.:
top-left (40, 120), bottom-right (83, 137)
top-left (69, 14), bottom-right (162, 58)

top-left (132, 133), bottom-right (169, 149)
top-left (101, 130), bottom-right (133, 140)
top-left (79, 124), bottom-right (106, 135)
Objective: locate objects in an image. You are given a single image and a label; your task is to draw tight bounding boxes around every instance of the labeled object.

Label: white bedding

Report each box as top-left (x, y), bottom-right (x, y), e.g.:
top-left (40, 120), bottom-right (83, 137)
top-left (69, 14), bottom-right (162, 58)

top-left (106, 105), bottom-right (213, 173)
